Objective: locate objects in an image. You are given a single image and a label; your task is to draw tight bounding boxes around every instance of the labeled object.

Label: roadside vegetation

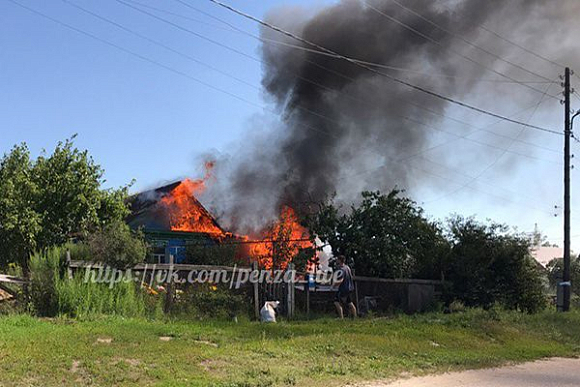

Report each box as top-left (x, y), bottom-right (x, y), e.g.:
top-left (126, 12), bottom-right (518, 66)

top-left (0, 309), bottom-right (579, 386)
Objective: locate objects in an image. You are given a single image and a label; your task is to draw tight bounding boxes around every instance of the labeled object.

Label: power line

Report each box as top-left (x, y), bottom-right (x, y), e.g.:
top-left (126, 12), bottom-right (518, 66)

top-left (385, 0), bottom-right (555, 83)
top-left (113, 0), bottom-right (562, 157)
top-left (336, 153), bottom-right (559, 218)
top-left (478, 24), bottom-right (565, 70)
top-left (424, 81), bottom-right (556, 204)
top-left (120, 0), bottom-right (563, 154)
top-left (62, 0), bottom-right (347, 131)
top-left (362, 0), bottom-right (559, 100)
top-left (5, 0), bottom-right (339, 144)
top-left (17, 0), bottom-right (555, 175)
top-left (10, 0), bottom-right (564, 217)
top-left (9, 0), bottom-right (521, 200)
top-left (398, 99), bottom-right (561, 159)
top-left (207, 0), bottom-right (562, 136)
top-left (169, 0), bottom-right (556, 86)
top-left (335, 91), bottom-right (563, 204)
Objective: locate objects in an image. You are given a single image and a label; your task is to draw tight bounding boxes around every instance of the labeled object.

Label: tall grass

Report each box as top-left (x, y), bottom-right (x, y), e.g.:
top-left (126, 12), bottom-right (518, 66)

top-left (29, 247), bottom-right (63, 316)
top-left (55, 275), bottom-right (146, 319)
top-left (29, 246), bottom-right (155, 319)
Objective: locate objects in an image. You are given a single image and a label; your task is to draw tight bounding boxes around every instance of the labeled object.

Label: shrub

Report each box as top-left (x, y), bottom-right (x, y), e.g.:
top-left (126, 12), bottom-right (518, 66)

top-left (87, 220), bottom-right (148, 269)
top-left (308, 190), bottom-right (448, 279)
top-left (63, 242), bottom-right (91, 261)
top-left (29, 247), bottom-right (65, 317)
top-left (448, 300), bottom-right (466, 313)
top-left (445, 216), bottom-right (547, 313)
top-left (546, 256), bottom-right (580, 296)
top-left (171, 284), bottom-right (249, 320)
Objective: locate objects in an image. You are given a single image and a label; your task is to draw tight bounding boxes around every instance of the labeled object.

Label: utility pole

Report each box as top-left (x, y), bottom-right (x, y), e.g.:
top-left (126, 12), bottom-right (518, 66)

top-left (563, 67), bottom-right (571, 312)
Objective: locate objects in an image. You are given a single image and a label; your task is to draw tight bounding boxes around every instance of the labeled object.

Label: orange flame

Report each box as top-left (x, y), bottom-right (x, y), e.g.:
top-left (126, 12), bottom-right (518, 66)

top-left (159, 162), bottom-right (224, 235)
top-left (246, 206), bottom-right (313, 270)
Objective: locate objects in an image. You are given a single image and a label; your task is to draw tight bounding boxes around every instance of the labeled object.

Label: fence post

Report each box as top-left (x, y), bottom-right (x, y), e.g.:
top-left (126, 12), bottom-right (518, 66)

top-left (252, 261), bottom-right (260, 320)
top-left (305, 275), bottom-right (310, 318)
top-left (354, 278), bottom-right (360, 316)
top-left (286, 263), bottom-right (295, 319)
top-left (164, 254), bottom-right (174, 314)
top-left (66, 249), bottom-right (73, 279)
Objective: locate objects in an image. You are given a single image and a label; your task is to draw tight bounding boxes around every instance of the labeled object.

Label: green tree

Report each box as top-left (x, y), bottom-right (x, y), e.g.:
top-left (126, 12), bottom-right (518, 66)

top-left (446, 216), bottom-right (546, 312)
top-left (0, 138), bottom-right (131, 273)
top-left (308, 190), bottom-right (449, 279)
top-left (0, 144), bottom-right (41, 274)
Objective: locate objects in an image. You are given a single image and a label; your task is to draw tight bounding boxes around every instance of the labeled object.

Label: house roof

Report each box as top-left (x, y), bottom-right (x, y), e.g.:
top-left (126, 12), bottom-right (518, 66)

top-left (126, 180), bottom-right (225, 235)
top-left (531, 246), bottom-right (563, 267)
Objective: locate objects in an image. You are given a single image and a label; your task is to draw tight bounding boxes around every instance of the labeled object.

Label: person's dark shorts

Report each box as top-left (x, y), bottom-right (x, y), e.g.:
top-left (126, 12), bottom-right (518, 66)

top-left (335, 291), bottom-right (353, 305)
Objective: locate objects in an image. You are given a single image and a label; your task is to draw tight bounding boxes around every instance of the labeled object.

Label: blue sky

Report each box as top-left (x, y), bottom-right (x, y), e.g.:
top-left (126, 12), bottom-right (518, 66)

top-left (1, 0), bottom-right (578, 248)
top-left (1, 0), bottom-right (329, 191)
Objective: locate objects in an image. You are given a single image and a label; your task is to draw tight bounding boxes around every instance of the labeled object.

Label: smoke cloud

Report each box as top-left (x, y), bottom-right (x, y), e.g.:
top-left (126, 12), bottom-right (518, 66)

top-left (202, 0), bottom-right (577, 233)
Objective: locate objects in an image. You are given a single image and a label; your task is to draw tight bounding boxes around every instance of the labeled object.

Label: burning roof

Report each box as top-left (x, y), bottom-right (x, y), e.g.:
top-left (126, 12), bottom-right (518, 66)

top-left (126, 179), bottom-right (225, 236)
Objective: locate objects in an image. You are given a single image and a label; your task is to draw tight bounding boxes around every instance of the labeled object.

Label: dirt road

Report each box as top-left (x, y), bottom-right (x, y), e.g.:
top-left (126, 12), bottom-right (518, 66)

top-left (365, 358), bottom-right (580, 387)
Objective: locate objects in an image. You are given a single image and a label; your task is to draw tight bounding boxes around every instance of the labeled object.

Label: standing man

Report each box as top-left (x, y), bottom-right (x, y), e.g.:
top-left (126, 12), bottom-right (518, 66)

top-left (333, 255), bottom-right (357, 318)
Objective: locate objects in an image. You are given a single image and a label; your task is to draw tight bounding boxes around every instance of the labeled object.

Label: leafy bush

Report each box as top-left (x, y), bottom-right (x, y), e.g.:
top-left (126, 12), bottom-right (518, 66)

top-left (63, 242), bottom-right (91, 261)
top-left (445, 216), bottom-right (547, 313)
top-left (171, 284), bottom-right (249, 320)
top-left (546, 255), bottom-right (580, 296)
top-left (448, 300), bottom-right (466, 313)
top-left (87, 220), bottom-right (148, 269)
top-left (0, 138), bottom-right (131, 273)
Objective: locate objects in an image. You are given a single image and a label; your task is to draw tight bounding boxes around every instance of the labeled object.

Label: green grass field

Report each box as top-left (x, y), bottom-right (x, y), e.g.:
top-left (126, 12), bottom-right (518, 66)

top-left (0, 309), bottom-right (579, 386)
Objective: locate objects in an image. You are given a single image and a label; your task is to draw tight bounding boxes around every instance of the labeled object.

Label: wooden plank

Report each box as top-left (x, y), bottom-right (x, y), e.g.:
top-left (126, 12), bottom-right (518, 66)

top-left (0, 282), bottom-right (18, 297)
top-left (68, 260), bottom-right (251, 273)
top-left (305, 277), bottom-right (310, 318)
top-left (66, 250), bottom-right (73, 279)
top-left (353, 276), bottom-right (445, 286)
top-left (0, 274), bottom-right (27, 285)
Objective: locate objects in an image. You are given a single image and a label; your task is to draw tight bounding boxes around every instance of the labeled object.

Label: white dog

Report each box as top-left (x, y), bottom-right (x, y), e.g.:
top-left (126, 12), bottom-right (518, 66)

top-left (260, 301), bottom-right (280, 323)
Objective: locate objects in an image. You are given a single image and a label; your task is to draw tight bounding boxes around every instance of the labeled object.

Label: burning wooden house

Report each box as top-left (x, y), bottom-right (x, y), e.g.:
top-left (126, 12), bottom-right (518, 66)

top-left (127, 175), bottom-right (314, 268)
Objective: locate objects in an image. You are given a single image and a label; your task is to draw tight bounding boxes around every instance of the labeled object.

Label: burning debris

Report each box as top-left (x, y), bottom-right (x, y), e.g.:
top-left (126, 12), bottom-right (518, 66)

top-left (244, 206), bottom-right (312, 270)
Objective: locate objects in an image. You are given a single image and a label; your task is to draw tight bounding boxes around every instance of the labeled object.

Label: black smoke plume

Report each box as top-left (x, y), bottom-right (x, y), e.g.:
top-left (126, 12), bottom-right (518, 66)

top-left (204, 0), bottom-right (572, 232)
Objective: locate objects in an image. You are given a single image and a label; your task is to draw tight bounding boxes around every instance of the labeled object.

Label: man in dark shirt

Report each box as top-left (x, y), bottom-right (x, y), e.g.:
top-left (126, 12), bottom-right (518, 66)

top-left (333, 255), bottom-right (357, 318)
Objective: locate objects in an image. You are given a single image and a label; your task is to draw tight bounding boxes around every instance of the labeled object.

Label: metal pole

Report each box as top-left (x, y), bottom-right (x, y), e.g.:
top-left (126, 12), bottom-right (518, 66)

top-left (563, 67), bottom-right (571, 312)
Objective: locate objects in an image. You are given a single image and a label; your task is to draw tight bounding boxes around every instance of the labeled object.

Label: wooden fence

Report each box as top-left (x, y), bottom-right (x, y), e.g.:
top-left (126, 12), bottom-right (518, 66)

top-left (4, 258), bottom-right (444, 318)
top-left (68, 259), bottom-right (297, 320)
top-left (297, 275), bottom-right (446, 315)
